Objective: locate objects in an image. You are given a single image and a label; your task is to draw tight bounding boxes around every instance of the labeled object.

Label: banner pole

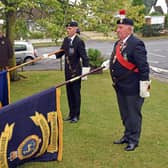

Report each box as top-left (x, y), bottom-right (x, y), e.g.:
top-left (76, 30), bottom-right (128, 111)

top-left (5, 49), bottom-right (63, 105)
top-left (55, 66), bottom-right (105, 88)
top-left (56, 88), bottom-right (63, 161)
top-left (8, 49), bottom-right (64, 72)
top-left (7, 70), bottom-right (11, 104)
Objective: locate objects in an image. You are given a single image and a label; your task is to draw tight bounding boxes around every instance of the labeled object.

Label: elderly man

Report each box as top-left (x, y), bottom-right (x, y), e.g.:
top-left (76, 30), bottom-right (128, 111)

top-left (56, 21), bottom-right (89, 123)
top-left (109, 18), bottom-right (150, 151)
top-left (0, 26), bottom-right (13, 70)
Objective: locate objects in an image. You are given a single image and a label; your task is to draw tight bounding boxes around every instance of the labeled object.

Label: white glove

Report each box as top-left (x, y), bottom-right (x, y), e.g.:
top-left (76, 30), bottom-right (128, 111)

top-left (140, 80), bottom-right (151, 98)
top-left (43, 54), bottom-right (49, 58)
top-left (82, 67), bottom-right (90, 80)
top-left (101, 59), bottom-right (110, 70)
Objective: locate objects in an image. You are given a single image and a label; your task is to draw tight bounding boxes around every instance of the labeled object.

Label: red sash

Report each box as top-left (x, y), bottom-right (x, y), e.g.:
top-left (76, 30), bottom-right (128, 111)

top-left (116, 44), bottom-right (139, 72)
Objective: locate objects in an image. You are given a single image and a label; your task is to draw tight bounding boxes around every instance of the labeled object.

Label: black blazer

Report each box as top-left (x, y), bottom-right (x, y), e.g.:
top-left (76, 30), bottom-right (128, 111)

top-left (56, 35), bottom-right (89, 80)
top-left (110, 34), bottom-right (150, 95)
top-left (0, 36), bottom-right (13, 67)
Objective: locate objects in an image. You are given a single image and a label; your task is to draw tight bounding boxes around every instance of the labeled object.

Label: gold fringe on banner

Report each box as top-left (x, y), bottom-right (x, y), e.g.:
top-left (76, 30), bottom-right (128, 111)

top-left (56, 88), bottom-right (63, 161)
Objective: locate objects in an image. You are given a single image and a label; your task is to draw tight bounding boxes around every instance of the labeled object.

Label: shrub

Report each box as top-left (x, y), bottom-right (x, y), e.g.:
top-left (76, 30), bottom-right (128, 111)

top-left (87, 48), bottom-right (105, 68)
top-left (142, 24), bottom-right (163, 37)
top-left (29, 31), bottom-right (44, 39)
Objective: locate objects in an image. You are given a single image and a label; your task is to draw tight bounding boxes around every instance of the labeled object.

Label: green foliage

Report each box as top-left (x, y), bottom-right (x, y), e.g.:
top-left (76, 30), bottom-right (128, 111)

top-left (143, 0), bottom-right (156, 14)
top-left (78, 0), bottom-right (131, 33)
top-left (15, 19), bottom-right (29, 40)
top-left (29, 31), bottom-right (44, 39)
top-left (126, 5), bottom-right (145, 32)
top-left (132, 0), bottom-right (144, 6)
top-left (165, 14), bottom-right (168, 29)
top-left (87, 48), bottom-right (105, 68)
top-left (0, 0), bottom-right (65, 39)
top-left (1, 0), bottom-right (164, 42)
top-left (96, 24), bottom-right (109, 36)
top-left (150, 11), bottom-right (163, 16)
top-left (142, 24), bottom-right (163, 37)
top-left (1, 0), bottom-right (146, 40)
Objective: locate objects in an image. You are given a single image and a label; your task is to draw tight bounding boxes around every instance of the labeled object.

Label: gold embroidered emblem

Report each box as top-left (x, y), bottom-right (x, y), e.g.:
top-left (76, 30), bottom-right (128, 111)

top-left (17, 135), bottom-right (41, 160)
top-left (47, 111), bottom-right (58, 153)
top-left (30, 112), bottom-right (50, 157)
top-left (0, 123), bottom-right (15, 168)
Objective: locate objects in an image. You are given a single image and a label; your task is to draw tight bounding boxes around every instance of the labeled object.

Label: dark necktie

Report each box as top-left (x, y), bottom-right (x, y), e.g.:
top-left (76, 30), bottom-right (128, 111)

top-left (68, 38), bottom-right (74, 56)
top-left (68, 38), bottom-right (72, 45)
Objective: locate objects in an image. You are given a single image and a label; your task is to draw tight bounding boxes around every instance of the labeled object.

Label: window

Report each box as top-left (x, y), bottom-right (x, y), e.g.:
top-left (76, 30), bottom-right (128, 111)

top-left (14, 44), bottom-right (27, 52)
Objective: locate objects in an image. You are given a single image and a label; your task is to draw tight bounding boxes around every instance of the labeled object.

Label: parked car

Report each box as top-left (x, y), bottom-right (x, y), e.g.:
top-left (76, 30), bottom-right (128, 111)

top-left (14, 41), bottom-right (38, 65)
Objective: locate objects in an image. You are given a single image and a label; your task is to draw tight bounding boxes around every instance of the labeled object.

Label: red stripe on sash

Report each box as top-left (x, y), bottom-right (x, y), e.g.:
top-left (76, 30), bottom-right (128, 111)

top-left (116, 44), bottom-right (139, 72)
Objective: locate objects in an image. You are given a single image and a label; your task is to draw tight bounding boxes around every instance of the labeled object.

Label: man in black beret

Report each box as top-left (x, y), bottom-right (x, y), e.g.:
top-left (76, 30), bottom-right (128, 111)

top-left (0, 23), bottom-right (13, 71)
top-left (116, 18), bottom-right (134, 26)
top-left (55, 21), bottom-right (89, 123)
top-left (109, 18), bottom-right (150, 151)
top-left (66, 21), bottom-right (78, 27)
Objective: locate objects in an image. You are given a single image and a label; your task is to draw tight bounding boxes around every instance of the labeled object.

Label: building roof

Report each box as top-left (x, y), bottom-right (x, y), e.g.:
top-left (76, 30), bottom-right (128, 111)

top-left (155, 0), bottom-right (168, 14)
top-left (150, 0), bottom-right (168, 14)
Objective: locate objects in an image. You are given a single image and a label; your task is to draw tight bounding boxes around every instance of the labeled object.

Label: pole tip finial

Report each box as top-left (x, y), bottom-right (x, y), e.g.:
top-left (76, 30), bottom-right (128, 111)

top-left (119, 9), bottom-right (126, 19)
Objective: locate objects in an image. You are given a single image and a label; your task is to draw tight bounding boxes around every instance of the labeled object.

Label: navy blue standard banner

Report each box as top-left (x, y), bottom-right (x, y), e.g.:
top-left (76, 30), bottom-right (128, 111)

top-left (0, 87), bottom-right (62, 168)
top-left (0, 70), bottom-right (9, 107)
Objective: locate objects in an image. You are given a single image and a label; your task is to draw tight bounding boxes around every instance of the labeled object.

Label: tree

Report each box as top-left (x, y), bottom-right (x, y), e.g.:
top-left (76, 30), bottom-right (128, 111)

top-left (0, 0), bottom-right (147, 81)
top-left (127, 5), bottom-right (145, 32)
top-left (0, 0), bottom-right (21, 80)
top-left (77, 0), bottom-right (131, 34)
top-left (125, 0), bottom-right (146, 32)
top-left (132, 0), bottom-right (143, 6)
top-left (165, 14), bottom-right (168, 29)
top-left (143, 0), bottom-right (156, 13)
top-left (0, 0), bottom-right (64, 80)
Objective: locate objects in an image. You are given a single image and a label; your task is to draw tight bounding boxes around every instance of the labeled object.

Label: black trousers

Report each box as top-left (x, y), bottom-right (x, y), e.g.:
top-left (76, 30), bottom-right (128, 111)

top-left (66, 79), bottom-right (81, 119)
top-left (116, 92), bottom-right (144, 145)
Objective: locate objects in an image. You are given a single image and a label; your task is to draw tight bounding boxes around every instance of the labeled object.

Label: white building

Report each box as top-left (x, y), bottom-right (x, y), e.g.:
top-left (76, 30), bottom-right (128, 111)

top-left (150, 0), bottom-right (168, 14)
top-left (155, 0), bottom-right (168, 14)
top-left (145, 15), bottom-right (165, 25)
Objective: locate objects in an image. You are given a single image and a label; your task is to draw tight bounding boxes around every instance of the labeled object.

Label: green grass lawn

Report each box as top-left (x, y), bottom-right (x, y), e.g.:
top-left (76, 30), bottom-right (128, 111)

top-left (10, 70), bottom-right (168, 168)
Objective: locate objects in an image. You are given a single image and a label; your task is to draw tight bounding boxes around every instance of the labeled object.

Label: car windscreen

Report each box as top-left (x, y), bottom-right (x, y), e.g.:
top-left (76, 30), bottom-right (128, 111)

top-left (14, 44), bottom-right (27, 51)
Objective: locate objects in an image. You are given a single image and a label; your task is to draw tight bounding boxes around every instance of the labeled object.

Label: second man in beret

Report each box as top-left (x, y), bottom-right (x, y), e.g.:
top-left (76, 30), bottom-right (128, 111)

top-left (109, 18), bottom-right (150, 151)
top-left (56, 21), bottom-right (90, 123)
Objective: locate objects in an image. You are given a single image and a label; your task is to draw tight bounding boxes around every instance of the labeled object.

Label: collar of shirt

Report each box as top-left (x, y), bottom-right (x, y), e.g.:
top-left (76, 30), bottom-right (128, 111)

top-left (69, 34), bottom-right (76, 44)
top-left (122, 34), bottom-right (131, 44)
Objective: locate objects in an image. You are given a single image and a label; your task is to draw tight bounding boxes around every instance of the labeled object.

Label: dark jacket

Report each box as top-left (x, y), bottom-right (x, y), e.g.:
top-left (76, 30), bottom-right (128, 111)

top-left (110, 34), bottom-right (150, 95)
top-left (0, 36), bottom-right (13, 67)
top-left (56, 35), bottom-right (89, 80)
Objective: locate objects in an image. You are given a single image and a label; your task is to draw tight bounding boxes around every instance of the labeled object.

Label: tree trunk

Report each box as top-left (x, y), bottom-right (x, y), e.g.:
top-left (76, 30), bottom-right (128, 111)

top-left (6, 10), bottom-right (20, 81)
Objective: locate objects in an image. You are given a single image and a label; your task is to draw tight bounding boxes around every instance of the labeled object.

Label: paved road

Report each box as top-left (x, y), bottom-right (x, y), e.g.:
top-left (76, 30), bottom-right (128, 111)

top-left (145, 39), bottom-right (168, 81)
top-left (22, 39), bottom-right (168, 81)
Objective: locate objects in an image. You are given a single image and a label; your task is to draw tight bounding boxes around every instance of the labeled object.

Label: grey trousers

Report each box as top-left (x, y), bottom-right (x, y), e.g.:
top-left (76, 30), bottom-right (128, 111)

top-left (116, 92), bottom-right (144, 144)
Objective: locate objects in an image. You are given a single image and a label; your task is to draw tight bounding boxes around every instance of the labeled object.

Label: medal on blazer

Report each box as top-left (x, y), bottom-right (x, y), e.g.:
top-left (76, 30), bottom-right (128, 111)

top-left (112, 41), bottom-right (127, 63)
top-left (1, 40), bottom-right (5, 45)
top-left (115, 43), bottom-right (139, 72)
top-left (69, 47), bottom-right (74, 55)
